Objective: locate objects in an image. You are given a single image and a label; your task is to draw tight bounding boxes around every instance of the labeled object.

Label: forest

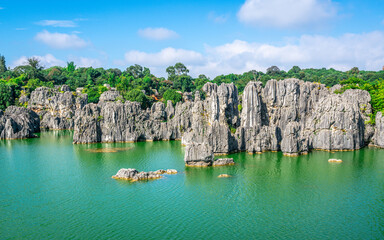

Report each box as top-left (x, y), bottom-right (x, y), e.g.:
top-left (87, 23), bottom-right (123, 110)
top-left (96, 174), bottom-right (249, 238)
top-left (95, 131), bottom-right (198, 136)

top-left (1, 54), bottom-right (384, 123)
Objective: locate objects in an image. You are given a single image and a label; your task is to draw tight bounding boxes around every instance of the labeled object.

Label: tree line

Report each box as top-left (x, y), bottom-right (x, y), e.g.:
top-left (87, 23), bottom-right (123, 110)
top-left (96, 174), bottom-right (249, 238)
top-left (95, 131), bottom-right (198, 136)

top-left (1, 54), bottom-right (384, 122)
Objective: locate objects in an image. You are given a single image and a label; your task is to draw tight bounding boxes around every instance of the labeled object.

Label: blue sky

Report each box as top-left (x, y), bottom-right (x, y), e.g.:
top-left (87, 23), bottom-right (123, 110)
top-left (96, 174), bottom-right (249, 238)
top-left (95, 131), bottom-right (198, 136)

top-left (1, 0), bottom-right (384, 77)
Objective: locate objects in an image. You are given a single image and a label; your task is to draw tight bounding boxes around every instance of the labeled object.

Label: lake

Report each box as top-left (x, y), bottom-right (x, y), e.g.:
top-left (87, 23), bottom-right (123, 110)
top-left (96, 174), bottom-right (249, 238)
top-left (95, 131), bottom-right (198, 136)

top-left (1, 131), bottom-right (383, 239)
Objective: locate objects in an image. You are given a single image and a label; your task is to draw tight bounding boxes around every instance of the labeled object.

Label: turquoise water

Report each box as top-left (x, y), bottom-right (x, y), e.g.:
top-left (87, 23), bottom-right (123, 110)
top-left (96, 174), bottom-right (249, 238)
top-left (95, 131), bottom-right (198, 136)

top-left (1, 131), bottom-right (384, 239)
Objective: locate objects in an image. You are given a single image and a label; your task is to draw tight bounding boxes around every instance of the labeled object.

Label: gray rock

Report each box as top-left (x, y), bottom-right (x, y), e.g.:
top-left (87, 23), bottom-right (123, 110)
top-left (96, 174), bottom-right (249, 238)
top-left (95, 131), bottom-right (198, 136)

top-left (28, 87), bottom-right (87, 130)
top-left (112, 168), bottom-right (162, 181)
top-left (61, 85), bottom-right (71, 92)
top-left (373, 111), bottom-right (384, 147)
top-left (99, 90), bottom-right (122, 102)
top-left (72, 78), bottom-right (374, 160)
top-left (184, 143), bottom-right (214, 166)
top-left (213, 158), bottom-right (235, 166)
top-left (0, 106), bottom-right (40, 139)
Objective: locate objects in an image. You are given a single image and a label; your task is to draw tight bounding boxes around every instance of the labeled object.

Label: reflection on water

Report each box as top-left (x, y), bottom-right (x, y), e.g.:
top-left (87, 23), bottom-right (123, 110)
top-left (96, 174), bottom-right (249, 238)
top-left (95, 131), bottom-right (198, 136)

top-left (0, 130), bottom-right (383, 239)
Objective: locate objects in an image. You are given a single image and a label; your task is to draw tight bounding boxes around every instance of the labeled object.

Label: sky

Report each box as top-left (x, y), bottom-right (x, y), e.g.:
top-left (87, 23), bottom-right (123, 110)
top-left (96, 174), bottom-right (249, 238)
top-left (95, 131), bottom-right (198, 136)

top-left (1, 0), bottom-right (384, 78)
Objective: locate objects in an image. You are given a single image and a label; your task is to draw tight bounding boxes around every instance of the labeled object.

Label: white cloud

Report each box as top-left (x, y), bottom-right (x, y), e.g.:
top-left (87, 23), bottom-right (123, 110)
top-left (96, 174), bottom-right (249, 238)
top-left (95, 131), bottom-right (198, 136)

top-left (208, 12), bottom-right (229, 23)
top-left (72, 57), bottom-right (102, 68)
top-left (12, 54), bottom-right (65, 68)
top-left (124, 47), bottom-right (204, 67)
top-left (138, 27), bottom-right (179, 40)
top-left (238, 0), bottom-right (337, 28)
top-left (120, 31), bottom-right (384, 78)
top-left (36, 20), bottom-right (76, 27)
top-left (35, 30), bottom-right (88, 49)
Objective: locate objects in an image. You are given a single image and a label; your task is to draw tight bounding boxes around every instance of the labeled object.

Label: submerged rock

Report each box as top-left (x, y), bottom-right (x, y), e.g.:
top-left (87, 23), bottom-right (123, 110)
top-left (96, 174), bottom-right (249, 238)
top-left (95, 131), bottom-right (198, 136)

top-left (328, 159), bottom-right (343, 163)
top-left (213, 158), bottom-right (235, 166)
top-left (0, 106), bottom-right (40, 139)
top-left (166, 169), bottom-right (178, 174)
top-left (218, 174), bottom-right (232, 178)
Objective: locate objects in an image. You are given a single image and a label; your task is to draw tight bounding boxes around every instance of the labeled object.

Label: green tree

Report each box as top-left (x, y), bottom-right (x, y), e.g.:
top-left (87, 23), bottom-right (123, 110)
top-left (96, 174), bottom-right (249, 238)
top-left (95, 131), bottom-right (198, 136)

top-left (125, 89), bottom-right (151, 109)
top-left (0, 82), bottom-right (14, 110)
top-left (0, 55), bottom-right (7, 74)
top-left (266, 65), bottom-right (281, 75)
top-left (162, 89), bottom-right (182, 105)
top-left (66, 62), bottom-right (76, 73)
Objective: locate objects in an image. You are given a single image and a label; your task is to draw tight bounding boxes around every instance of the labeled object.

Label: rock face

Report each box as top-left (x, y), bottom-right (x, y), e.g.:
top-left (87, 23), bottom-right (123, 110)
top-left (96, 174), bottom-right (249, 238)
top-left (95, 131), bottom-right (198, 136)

top-left (28, 87), bottom-right (87, 130)
top-left (99, 90), bottom-right (122, 102)
top-left (213, 158), bottom-right (235, 166)
top-left (0, 106), bottom-right (40, 139)
top-left (184, 143), bottom-right (214, 166)
top-left (112, 168), bottom-right (177, 181)
top-left (373, 111), bottom-right (384, 147)
top-left (73, 79), bottom-right (375, 164)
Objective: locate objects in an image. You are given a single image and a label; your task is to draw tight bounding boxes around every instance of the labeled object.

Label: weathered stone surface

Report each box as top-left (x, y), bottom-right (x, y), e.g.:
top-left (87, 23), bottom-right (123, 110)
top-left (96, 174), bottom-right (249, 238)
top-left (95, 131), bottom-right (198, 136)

top-left (213, 158), bottom-right (235, 166)
top-left (112, 168), bottom-right (177, 181)
top-left (28, 87), bottom-right (87, 130)
top-left (0, 106), bottom-right (40, 139)
top-left (99, 90), bottom-right (122, 102)
top-left (184, 143), bottom-right (214, 166)
top-left (72, 79), bottom-right (375, 161)
top-left (373, 111), bottom-right (384, 147)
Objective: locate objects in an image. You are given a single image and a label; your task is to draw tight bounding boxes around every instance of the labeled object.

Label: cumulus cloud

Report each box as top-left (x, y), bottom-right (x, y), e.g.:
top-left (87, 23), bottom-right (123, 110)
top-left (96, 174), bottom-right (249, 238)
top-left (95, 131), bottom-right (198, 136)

top-left (36, 20), bottom-right (76, 27)
top-left (124, 47), bottom-right (204, 66)
top-left (138, 27), bottom-right (179, 40)
top-left (72, 57), bottom-right (102, 68)
top-left (12, 54), bottom-right (65, 68)
top-left (208, 12), bottom-right (229, 23)
top-left (120, 31), bottom-right (384, 78)
top-left (238, 0), bottom-right (337, 28)
top-left (35, 30), bottom-right (88, 49)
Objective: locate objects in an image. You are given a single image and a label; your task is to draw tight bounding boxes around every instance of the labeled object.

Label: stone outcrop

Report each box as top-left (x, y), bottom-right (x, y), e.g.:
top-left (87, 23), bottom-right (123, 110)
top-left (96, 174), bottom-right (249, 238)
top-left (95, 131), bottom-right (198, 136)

top-left (213, 158), bottom-right (235, 166)
top-left (184, 143), bottom-right (214, 166)
top-left (112, 168), bottom-right (178, 181)
top-left (28, 86), bottom-right (87, 130)
top-left (373, 111), bottom-right (384, 147)
top-left (99, 90), bottom-right (122, 102)
top-left (73, 79), bottom-right (376, 164)
top-left (0, 106), bottom-right (40, 139)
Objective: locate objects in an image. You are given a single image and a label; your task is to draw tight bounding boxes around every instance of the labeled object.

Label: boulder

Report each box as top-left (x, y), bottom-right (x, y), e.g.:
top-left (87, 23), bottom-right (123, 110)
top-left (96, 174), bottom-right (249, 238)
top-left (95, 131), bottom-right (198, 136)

top-left (184, 143), bottom-right (214, 166)
top-left (0, 106), bottom-right (40, 139)
top-left (213, 158), bottom-right (235, 166)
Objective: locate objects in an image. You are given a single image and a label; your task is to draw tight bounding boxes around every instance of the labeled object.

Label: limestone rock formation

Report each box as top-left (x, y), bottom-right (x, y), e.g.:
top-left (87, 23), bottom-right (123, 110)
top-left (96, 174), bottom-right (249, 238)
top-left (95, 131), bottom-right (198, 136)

top-left (373, 111), bottom-right (384, 147)
top-left (99, 90), bottom-right (122, 102)
top-left (28, 87), bottom-right (87, 130)
top-left (72, 79), bottom-right (375, 161)
top-left (112, 168), bottom-right (177, 181)
top-left (184, 143), bottom-right (214, 166)
top-left (213, 158), bottom-right (235, 166)
top-left (0, 106), bottom-right (40, 139)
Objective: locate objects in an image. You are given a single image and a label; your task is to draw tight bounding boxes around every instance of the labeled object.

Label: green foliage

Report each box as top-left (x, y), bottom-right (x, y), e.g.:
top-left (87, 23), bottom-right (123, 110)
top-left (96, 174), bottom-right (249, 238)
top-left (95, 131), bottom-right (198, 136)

top-left (83, 85), bottom-right (108, 103)
top-left (0, 82), bottom-right (14, 110)
top-left (0, 55), bottom-right (7, 74)
top-left (125, 89), bottom-right (152, 109)
top-left (163, 89), bottom-right (182, 105)
top-left (238, 104), bottom-right (243, 112)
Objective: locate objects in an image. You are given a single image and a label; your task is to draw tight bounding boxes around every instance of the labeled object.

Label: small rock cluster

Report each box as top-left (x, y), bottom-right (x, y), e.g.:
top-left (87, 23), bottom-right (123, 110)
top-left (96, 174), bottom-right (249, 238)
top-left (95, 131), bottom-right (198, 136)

top-left (112, 168), bottom-right (178, 181)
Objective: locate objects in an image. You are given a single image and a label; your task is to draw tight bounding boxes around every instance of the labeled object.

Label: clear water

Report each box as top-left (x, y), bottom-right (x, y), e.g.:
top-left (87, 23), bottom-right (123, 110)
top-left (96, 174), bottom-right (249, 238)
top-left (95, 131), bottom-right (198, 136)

top-left (1, 131), bottom-right (383, 239)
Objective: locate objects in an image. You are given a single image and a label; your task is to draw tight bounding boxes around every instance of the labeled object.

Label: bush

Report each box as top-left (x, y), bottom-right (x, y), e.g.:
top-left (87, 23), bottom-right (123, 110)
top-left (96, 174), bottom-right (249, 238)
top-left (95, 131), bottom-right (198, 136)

top-left (163, 89), bottom-right (182, 105)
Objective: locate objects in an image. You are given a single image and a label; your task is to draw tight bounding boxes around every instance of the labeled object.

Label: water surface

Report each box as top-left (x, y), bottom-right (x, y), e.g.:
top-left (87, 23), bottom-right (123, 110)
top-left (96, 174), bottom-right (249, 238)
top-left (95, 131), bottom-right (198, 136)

top-left (1, 131), bottom-right (383, 239)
